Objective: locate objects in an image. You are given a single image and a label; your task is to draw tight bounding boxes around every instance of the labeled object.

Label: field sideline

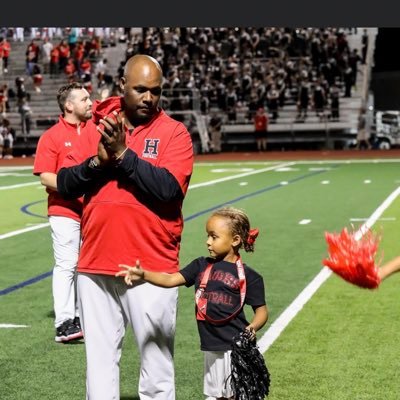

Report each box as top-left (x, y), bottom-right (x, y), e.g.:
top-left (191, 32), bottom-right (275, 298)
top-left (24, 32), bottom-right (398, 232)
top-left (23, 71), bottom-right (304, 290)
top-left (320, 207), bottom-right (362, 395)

top-left (1, 150), bottom-right (400, 399)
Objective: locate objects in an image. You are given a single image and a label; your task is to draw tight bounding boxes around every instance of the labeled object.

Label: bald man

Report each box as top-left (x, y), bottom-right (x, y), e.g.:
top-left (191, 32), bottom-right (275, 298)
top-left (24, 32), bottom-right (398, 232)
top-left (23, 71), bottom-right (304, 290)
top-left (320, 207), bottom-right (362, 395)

top-left (57, 55), bottom-right (194, 400)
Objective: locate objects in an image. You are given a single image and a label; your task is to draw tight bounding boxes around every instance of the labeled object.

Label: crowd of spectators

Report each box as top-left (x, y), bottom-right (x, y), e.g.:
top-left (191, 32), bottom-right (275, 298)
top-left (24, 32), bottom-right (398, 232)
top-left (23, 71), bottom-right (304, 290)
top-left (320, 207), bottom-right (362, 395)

top-left (0, 27), bottom-right (121, 151)
top-left (23, 30), bottom-right (103, 92)
top-left (0, 26), bottom-right (365, 157)
top-left (2, 27), bottom-right (362, 125)
top-left (1, 27), bottom-right (119, 98)
top-left (120, 27), bottom-right (362, 123)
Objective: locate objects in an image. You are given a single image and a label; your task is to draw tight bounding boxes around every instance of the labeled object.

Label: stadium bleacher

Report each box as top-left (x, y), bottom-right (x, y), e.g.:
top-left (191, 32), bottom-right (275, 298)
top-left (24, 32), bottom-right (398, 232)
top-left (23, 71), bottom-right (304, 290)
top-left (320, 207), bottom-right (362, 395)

top-left (0, 27), bottom-right (376, 156)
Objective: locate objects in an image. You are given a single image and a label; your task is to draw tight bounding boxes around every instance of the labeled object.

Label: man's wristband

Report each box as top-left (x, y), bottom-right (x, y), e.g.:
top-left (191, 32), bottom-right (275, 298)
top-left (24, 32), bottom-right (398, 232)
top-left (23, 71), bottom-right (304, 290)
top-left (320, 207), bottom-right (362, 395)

top-left (88, 156), bottom-right (101, 169)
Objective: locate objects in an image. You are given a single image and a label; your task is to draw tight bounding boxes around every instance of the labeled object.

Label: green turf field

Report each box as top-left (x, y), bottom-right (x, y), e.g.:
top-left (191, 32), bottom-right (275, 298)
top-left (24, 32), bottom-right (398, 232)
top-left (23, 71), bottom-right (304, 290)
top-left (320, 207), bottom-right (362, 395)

top-left (1, 159), bottom-right (400, 399)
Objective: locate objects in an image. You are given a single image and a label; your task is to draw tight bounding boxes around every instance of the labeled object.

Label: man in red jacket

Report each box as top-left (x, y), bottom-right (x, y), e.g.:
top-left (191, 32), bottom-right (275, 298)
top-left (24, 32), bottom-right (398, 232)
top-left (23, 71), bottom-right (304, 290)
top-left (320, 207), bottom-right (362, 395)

top-left (57, 55), bottom-right (194, 400)
top-left (33, 82), bottom-right (93, 342)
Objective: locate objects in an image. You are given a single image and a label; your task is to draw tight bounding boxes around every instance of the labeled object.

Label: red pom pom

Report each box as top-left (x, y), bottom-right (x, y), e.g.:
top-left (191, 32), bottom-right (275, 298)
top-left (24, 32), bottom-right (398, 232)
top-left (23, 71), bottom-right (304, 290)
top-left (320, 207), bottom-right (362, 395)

top-left (322, 227), bottom-right (381, 289)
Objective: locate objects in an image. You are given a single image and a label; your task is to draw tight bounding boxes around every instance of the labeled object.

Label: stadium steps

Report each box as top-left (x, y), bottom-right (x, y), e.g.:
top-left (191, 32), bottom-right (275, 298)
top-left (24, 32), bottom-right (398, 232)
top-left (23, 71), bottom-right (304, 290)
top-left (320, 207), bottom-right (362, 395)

top-left (1, 36), bottom-right (126, 155)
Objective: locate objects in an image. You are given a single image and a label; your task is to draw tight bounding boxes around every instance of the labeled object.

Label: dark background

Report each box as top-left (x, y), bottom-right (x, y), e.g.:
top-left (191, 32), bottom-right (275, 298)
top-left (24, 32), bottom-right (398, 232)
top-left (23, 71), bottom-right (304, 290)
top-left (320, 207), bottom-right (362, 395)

top-left (1, 0), bottom-right (397, 26)
top-left (371, 28), bottom-right (400, 110)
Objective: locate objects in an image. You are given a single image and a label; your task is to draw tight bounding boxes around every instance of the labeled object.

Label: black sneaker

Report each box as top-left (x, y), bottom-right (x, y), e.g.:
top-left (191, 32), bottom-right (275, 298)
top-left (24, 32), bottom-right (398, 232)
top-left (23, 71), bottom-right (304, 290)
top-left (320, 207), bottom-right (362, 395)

top-left (73, 316), bottom-right (82, 331)
top-left (55, 319), bottom-right (84, 343)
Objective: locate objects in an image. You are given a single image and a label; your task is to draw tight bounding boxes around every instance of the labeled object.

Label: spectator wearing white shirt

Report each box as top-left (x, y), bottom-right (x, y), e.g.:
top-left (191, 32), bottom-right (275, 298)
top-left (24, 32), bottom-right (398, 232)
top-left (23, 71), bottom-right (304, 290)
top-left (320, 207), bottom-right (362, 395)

top-left (41, 37), bottom-right (53, 74)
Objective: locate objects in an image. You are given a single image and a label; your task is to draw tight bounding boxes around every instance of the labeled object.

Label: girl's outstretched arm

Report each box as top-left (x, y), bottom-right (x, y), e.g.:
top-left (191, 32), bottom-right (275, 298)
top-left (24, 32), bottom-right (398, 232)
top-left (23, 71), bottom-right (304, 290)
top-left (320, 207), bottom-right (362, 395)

top-left (378, 255), bottom-right (400, 282)
top-left (116, 260), bottom-right (187, 288)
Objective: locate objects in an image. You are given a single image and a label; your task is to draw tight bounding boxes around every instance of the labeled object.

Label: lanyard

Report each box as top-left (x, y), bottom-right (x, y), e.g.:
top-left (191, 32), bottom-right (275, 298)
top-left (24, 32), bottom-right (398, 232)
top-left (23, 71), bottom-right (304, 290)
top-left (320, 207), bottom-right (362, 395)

top-left (195, 256), bottom-right (247, 324)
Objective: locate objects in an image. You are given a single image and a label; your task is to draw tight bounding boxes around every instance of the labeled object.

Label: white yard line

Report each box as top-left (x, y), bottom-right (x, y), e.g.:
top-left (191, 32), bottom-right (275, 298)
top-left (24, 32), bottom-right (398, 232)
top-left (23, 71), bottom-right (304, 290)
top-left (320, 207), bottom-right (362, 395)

top-left (194, 162), bottom-right (273, 166)
top-left (194, 159), bottom-right (400, 166)
top-left (258, 185), bottom-right (400, 354)
top-left (0, 166), bottom-right (33, 171)
top-left (0, 324), bottom-right (30, 328)
top-left (0, 166), bottom-right (38, 190)
top-left (350, 217), bottom-right (396, 222)
top-left (189, 162), bottom-right (295, 189)
top-left (0, 181), bottom-right (41, 190)
top-left (0, 173), bottom-right (34, 177)
top-left (293, 159), bottom-right (400, 164)
top-left (0, 222), bottom-right (50, 240)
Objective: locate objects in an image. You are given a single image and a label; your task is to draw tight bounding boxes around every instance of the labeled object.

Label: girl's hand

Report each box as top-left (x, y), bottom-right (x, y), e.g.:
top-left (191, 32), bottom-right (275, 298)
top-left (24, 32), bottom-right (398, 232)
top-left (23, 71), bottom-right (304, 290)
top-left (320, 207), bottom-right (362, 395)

top-left (245, 324), bottom-right (256, 341)
top-left (115, 260), bottom-right (144, 286)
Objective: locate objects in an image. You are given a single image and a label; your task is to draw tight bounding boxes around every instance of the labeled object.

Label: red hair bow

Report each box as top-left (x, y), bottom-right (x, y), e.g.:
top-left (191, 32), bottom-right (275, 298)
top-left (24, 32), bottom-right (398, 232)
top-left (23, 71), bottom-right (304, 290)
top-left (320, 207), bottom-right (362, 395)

top-left (247, 228), bottom-right (259, 245)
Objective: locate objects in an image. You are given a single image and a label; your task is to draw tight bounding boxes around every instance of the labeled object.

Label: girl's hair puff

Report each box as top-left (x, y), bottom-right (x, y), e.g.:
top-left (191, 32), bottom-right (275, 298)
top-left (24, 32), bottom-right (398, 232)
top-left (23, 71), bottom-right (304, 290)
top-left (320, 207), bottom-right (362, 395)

top-left (211, 206), bottom-right (257, 252)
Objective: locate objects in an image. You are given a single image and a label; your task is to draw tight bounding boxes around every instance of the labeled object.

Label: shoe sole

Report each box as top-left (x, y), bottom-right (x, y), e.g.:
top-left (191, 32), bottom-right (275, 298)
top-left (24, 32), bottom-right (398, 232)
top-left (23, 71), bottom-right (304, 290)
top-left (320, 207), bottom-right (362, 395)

top-left (55, 331), bottom-right (84, 343)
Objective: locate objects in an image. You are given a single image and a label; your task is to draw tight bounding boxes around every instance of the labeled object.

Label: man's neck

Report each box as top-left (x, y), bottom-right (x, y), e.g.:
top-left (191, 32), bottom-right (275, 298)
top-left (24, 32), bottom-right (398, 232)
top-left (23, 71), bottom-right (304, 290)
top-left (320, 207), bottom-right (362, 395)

top-left (63, 115), bottom-right (82, 126)
top-left (121, 111), bottom-right (149, 130)
top-left (121, 112), bottom-right (136, 130)
top-left (63, 115), bottom-right (84, 134)
top-left (122, 107), bottom-right (161, 130)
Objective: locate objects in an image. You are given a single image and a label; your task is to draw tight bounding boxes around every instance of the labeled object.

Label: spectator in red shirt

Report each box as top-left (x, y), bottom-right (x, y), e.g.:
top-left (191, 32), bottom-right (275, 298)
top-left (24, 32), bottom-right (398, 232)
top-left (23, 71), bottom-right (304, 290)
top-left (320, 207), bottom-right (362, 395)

top-left (89, 36), bottom-right (101, 58)
top-left (253, 107), bottom-right (268, 151)
top-left (73, 40), bottom-right (85, 71)
top-left (0, 37), bottom-right (11, 73)
top-left (58, 39), bottom-right (70, 72)
top-left (64, 58), bottom-right (76, 82)
top-left (50, 46), bottom-right (60, 78)
top-left (79, 57), bottom-right (92, 80)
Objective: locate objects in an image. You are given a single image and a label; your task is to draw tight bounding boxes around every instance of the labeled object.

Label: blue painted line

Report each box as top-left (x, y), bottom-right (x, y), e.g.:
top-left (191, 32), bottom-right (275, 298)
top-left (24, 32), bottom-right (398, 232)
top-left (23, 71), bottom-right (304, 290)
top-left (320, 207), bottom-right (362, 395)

top-left (185, 168), bottom-right (330, 221)
top-left (20, 200), bottom-right (47, 219)
top-left (1, 166), bottom-right (335, 296)
top-left (0, 271), bottom-right (52, 296)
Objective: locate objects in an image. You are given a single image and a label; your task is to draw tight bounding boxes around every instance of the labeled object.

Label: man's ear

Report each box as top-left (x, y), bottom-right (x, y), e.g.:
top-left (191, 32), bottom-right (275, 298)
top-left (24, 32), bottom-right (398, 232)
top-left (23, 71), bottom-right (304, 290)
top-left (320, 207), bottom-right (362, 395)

top-left (119, 77), bottom-right (126, 93)
top-left (64, 100), bottom-right (73, 114)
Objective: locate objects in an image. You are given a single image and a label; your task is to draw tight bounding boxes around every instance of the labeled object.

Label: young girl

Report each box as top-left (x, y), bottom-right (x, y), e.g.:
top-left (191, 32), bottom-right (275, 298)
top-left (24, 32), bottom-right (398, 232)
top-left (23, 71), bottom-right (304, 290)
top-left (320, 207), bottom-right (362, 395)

top-left (117, 206), bottom-right (268, 400)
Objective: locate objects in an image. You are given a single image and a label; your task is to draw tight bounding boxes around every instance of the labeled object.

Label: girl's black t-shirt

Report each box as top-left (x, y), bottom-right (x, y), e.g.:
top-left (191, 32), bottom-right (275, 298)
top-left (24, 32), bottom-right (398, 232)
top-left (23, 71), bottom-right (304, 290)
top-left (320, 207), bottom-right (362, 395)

top-left (180, 256), bottom-right (266, 351)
